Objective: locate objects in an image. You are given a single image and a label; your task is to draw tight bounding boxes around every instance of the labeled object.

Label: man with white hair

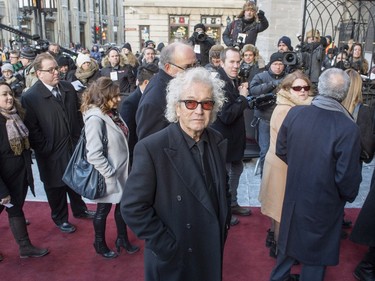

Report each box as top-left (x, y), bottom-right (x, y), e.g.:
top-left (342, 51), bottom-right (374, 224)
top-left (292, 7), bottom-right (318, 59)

top-left (122, 67), bottom-right (231, 281)
top-left (270, 68), bottom-right (362, 281)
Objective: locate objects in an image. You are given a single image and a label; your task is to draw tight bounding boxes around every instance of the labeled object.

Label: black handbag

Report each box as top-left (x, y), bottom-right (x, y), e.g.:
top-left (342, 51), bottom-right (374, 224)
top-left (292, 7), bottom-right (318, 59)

top-left (62, 121), bottom-right (108, 200)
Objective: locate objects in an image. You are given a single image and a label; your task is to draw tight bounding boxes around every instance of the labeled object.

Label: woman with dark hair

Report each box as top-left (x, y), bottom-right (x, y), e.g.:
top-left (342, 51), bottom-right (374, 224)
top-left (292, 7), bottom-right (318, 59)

top-left (0, 82), bottom-right (49, 261)
top-left (350, 43), bottom-right (369, 76)
top-left (259, 70), bottom-right (313, 259)
top-left (81, 77), bottom-right (139, 259)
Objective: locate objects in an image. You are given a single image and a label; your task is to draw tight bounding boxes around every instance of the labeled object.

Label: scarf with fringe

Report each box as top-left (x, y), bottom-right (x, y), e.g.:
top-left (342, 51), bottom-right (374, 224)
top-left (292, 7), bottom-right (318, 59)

top-left (0, 107), bottom-right (30, 155)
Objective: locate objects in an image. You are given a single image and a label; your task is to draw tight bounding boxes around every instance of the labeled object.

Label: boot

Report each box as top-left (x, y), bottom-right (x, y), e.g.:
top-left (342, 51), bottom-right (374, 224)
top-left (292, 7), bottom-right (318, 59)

top-left (93, 204), bottom-right (117, 259)
top-left (266, 229), bottom-right (275, 248)
top-left (353, 260), bottom-right (375, 281)
top-left (114, 204), bottom-right (139, 254)
top-left (9, 217), bottom-right (49, 258)
top-left (93, 239), bottom-right (118, 259)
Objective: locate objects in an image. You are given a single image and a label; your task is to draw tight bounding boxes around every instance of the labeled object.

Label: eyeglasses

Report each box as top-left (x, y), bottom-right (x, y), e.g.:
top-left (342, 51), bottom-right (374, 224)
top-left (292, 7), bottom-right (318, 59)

top-left (291, 86), bottom-right (310, 92)
top-left (10, 56), bottom-right (19, 59)
top-left (38, 66), bottom-right (59, 74)
top-left (168, 62), bottom-right (198, 71)
top-left (179, 100), bottom-right (215, 110)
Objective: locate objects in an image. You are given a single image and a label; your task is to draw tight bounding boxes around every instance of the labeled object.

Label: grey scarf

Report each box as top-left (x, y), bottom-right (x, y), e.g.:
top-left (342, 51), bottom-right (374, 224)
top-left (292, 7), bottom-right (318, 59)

top-left (312, 95), bottom-right (354, 122)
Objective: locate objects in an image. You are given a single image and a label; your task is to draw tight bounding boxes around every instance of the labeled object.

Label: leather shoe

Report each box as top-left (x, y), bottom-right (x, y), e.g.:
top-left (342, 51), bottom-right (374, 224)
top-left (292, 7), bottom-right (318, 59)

top-left (230, 215), bottom-right (239, 226)
top-left (74, 210), bottom-right (96, 219)
top-left (231, 204), bottom-right (252, 216)
top-left (57, 222), bottom-right (76, 233)
top-left (342, 219), bottom-right (352, 229)
top-left (353, 261), bottom-right (375, 281)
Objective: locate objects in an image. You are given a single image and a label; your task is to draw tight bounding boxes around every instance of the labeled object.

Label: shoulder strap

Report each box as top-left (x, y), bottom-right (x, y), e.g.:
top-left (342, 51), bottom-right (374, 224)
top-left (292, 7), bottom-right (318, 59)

top-left (100, 119), bottom-right (108, 157)
top-left (352, 103), bottom-right (361, 122)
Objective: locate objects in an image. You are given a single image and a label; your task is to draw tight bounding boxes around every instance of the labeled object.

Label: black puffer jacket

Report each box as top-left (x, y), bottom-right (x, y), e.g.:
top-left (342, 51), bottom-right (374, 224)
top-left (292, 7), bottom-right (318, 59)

top-left (250, 68), bottom-right (286, 120)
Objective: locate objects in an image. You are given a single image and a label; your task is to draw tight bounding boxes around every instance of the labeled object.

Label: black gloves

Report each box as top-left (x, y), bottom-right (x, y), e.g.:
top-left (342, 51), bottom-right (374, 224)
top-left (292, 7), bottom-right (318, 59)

top-left (258, 10), bottom-right (265, 18)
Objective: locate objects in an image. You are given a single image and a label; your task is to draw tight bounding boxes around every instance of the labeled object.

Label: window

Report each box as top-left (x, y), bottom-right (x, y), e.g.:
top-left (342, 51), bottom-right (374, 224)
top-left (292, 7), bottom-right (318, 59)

top-left (139, 25), bottom-right (150, 50)
top-left (201, 16), bottom-right (222, 43)
top-left (169, 15), bottom-right (189, 43)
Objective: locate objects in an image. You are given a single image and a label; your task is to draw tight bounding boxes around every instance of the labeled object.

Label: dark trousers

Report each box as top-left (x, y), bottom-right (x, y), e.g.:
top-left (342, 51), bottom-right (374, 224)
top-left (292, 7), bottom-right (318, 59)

top-left (270, 251), bottom-right (326, 281)
top-left (44, 184), bottom-right (87, 225)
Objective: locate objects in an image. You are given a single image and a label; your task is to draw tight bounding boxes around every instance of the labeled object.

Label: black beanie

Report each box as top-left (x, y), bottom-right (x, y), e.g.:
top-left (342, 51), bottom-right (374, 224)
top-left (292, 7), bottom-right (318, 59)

top-left (194, 23), bottom-right (206, 32)
top-left (122, 43), bottom-right (132, 52)
top-left (277, 36), bottom-right (293, 51)
top-left (269, 52), bottom-right (284, 65)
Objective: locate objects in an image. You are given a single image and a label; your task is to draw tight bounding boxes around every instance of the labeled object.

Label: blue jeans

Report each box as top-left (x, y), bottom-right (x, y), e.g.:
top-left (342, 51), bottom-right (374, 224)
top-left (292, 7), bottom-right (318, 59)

top-left (226, 160), bottom-right (244, 206)
top-left (258, 118), bottom-right (270, 176)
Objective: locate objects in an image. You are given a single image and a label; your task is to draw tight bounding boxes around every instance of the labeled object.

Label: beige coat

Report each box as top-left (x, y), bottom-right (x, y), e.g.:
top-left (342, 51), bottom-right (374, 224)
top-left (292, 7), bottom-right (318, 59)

top-left (259, 89), bottom-right (312, 222)
top-left (84, 107), bottom-right (129, 204)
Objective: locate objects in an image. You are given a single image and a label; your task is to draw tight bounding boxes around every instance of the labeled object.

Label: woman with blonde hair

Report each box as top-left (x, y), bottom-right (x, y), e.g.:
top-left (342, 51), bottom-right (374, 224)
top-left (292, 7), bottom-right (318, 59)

top-left (259, 70), bottom-right (313, 258)
top-left (341, 68), bottom-right (375, 162)
top-left (81, 77), bottom-right (139, 258)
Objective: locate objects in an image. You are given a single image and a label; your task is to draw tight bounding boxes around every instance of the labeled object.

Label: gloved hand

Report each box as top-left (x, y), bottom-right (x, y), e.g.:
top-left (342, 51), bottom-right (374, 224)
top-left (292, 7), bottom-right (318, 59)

top-left (257, 10), bottom-right (265, 18)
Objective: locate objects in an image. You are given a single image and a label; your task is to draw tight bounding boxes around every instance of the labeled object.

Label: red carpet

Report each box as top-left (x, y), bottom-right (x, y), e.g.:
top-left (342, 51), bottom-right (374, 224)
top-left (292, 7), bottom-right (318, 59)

top-left (0, 202), bottom-right (367, 281)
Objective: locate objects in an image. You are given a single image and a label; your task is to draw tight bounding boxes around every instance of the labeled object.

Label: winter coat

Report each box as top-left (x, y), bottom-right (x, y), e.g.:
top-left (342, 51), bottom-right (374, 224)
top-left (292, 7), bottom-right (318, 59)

top-left (122, 123), bottom-right (230, 281)
top-left (259, 89), bottom-right (312, 222)
top-left (83, 107), bottom-right (129, 204)
top-left (222, 14), bottom-right (269, 49)
top-left (22, 80), bottom-right (82, 187)
top-left (276, 105), bottom-right (362, 265)
top-left (250, 68), bottom-right (286, 120)
top-left (211, 67), bottom-right (247, 162)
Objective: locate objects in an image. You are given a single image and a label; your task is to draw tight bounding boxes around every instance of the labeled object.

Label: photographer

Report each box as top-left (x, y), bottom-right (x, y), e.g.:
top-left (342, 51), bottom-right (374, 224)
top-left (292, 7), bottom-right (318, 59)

top-left (238, 44), bottom-right (264, 86)
top-left (250, 52), bottom-right (286, 175)
top-left (222, 1), bottom-right (269, 50)
top-left (188, 23), bottom-right (215, 67)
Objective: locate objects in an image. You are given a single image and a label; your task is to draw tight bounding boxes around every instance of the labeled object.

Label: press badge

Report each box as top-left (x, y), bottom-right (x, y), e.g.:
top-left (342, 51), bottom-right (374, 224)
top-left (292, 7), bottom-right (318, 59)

top-left (194, 44), bottom-right (201, 54)
top-left (110, 71), bottom-right (118, 81)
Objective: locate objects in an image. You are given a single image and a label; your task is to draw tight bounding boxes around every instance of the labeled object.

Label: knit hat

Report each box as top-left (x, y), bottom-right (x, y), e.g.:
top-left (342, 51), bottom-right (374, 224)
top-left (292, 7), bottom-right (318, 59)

top-left (76, 53), bottom-right (91, 68)
top-left (269, 52), bottom-right (284, 65)
top-left (145, 40), bottom-right (155, 48)
top-left (194, 23), bottom-right (206, 32)
top-left (277, 36), bottom-right (293, 51)
top-left (122, 42), bottom-right (132, 52)
top-left (20, 47), bottom-right (36, 60)
top-left (1, 63), bottom-right (14, 73)
top-left (57, 56), bottom-right (70, 67)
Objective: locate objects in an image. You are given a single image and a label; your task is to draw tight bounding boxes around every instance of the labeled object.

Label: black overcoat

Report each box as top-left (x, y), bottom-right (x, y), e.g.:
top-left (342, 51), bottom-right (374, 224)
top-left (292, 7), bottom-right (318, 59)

top-left (135, 69), bottom-right (172, 140)
top-left (21, 80), bottom-right (82, 187)
top-left (211, 67), bottom-right (247, 162)
top-left (121, 123), bottom-right (231, 281)
top-left (0, 114), bottom-right (34, 201)
top-left (350, 168), bottom-right (375, 246)
top-left (276, 105), bottom-right (362, 265)
top-left (119, 86), bottom-right (142, 164)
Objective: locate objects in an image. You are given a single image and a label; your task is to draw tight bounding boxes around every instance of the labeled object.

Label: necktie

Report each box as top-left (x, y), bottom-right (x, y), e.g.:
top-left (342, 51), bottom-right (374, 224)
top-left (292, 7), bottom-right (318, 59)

top-left (52, 87), bottom-right (62, 101)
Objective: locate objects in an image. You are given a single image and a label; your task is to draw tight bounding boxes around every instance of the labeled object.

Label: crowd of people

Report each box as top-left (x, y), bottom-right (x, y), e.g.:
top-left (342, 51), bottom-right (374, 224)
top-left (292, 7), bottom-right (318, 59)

top-left (0, 0), bottom-right (375, 280)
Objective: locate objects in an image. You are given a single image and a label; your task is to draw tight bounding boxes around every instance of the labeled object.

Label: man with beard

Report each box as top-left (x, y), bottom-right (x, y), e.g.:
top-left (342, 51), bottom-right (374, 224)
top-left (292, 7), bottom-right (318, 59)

top-left (223, 1), bottom-right (269, 50)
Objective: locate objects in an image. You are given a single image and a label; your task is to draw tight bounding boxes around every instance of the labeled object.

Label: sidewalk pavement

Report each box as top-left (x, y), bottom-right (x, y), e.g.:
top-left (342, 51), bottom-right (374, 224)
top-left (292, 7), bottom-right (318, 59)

top-left (27, 158), bottom-right (373, 208)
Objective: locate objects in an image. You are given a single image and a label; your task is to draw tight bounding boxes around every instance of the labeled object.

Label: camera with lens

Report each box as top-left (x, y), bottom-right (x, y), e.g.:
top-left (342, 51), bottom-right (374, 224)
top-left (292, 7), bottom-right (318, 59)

top-left (238, 63), bottom-right (251, 83)
top-left (195, 31), bottom-right (207, 42)
top-left (246, 93), bottom-right (276, 110)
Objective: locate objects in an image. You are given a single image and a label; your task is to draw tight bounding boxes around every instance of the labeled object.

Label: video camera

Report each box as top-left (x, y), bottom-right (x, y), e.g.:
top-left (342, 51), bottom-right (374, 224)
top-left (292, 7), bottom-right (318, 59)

top-left (247, 93), bottom-right (276, 110)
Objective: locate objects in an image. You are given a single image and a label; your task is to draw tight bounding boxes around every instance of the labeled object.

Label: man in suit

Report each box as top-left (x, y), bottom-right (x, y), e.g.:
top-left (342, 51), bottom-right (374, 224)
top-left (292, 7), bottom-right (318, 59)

top-left (122, 67), bottom-right (231, 281)
top-left (211, 47), bottom-right (251, 226)
top-left (135, 42), bottom-right (196, 140)
top-left (119, 63), bottom-right (159, 167)
top-left (22, 52), bottom-right (95, 234)
top-left (270, 68), bottom-right (362, 281)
